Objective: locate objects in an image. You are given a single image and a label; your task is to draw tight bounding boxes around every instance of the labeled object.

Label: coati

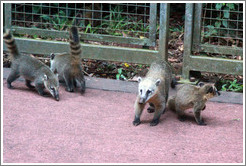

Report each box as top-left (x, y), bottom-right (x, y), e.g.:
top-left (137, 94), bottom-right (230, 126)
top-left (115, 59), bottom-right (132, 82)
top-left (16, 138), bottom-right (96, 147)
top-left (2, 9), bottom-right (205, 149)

top-left (50, 26), bottom-right (85, 93)
top-left (133, 60), bottom-right (173, 126)
top-left (167, 83), bottom-right (220, 125)
top-left (3, 29), bottom-right (60, 101)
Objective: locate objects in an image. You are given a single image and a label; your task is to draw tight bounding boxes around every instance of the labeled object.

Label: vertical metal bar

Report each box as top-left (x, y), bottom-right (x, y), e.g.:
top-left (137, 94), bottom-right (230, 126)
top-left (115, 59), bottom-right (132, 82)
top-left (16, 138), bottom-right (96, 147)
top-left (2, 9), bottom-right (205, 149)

top-left (158, 3), bottom-right (170, 61)
top-left (182, 3), bottom-right (194, 79)
top-left (4, 3), bottom-right (12, 29)
top-left (192, 3), bottom-right (202, 52)
top-left (149, 3), bottom-right (157, 46)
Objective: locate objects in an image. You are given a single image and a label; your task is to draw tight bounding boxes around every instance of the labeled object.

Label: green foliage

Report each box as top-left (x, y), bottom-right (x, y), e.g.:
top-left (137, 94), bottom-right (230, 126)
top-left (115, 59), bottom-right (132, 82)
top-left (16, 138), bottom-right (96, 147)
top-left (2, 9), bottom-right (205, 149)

top-left (41, 10), bottom-right (73, 30)
top-left (116, 68), bottom-right (127, 80)
top-left (170, 25), bottom-right (184, 33)
top-left (214, 3), bottom-right (235, 29)
top-left (221, 79), bottom-right (243, 92)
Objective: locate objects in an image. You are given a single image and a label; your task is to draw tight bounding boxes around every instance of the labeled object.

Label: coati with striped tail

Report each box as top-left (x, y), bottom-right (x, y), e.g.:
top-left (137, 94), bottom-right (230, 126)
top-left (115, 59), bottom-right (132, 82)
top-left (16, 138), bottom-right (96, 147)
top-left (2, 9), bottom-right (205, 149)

top-left (3, 29), bottom-right (60, 101)
top-left (167, 82), bottom-right (220, 125)
top-left (133, 60), bottom-right (174, 126)
top-left (50, 26), bottom-right (85, 93)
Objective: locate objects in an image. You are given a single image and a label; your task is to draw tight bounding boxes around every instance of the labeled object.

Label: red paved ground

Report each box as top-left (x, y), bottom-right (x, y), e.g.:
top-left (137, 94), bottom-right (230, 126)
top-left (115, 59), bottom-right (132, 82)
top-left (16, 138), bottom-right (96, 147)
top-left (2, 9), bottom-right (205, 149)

top-left (2, 81), bottom-right (244, 163)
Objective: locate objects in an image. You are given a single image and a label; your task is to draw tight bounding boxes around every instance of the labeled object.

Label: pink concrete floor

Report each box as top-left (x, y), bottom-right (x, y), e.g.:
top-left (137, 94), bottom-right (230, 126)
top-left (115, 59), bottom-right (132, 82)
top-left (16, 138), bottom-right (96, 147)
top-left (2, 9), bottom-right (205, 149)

top-left (2, 81), bottom-right (244, 163)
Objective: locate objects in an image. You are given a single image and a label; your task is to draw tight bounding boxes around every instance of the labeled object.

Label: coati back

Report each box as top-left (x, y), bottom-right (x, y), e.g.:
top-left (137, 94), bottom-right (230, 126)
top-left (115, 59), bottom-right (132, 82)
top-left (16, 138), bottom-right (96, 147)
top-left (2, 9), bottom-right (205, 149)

top-left (133, 59), bottom-right (173, 126)
top-left (50, 26), bottom-right (85, 93)
top-left (167, 83), bottom-right (220, 125)
top-left (3, 29), bottom-right (60, 101)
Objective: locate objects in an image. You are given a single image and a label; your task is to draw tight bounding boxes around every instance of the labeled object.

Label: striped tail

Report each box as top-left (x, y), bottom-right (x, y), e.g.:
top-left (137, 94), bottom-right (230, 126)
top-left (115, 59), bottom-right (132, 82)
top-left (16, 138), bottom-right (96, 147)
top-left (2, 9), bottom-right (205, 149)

top-left (3, 29), bottom-right (19, 58)
top-left (69, 26), bottom-right (82, 74)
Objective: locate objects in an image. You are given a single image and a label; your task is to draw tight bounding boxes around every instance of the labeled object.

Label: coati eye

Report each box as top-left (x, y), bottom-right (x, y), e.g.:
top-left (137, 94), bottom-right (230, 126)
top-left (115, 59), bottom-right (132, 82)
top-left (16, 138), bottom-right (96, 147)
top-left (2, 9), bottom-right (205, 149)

top-left (147, 89), bottom-right (152, 94)
top-left (50, 87), bottom-right (55, 91)
top-left (140, 89), bottom-right (142, 94)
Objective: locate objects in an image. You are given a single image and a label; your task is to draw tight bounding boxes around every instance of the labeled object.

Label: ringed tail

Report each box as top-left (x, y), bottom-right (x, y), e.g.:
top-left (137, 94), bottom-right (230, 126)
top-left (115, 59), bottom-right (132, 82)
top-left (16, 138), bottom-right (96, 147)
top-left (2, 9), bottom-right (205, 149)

top-left (3, 29), bottom-right (19, 58)
top-left (70, 26), bottom-right (82, 68)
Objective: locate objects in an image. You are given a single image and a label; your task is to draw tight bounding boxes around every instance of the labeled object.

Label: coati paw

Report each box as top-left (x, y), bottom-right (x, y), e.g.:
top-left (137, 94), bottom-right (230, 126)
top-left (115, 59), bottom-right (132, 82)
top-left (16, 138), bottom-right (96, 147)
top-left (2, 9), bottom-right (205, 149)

top-left (147, 107), bottom-right (155, 113)
top-left (7, 84), bottom-right (14, 89)
top-left (198, 120), bottom-right (207, 126)
top-left (80, 88), bottom-right (85, 94)
top-left (150, 119), bottom-right (159, 126)
top-left (133, 119), bottom-right (141, 126)
top-left (178, 116), bottom-right (186, 122)
top-left (65, 87), bottom-right (74, 92)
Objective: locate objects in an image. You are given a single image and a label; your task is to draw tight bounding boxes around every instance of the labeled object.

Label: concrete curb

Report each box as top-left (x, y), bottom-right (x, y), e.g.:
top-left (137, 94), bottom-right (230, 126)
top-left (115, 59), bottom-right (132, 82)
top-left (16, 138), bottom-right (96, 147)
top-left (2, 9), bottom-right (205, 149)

top-left (3, 68), bottom-right (243, 105)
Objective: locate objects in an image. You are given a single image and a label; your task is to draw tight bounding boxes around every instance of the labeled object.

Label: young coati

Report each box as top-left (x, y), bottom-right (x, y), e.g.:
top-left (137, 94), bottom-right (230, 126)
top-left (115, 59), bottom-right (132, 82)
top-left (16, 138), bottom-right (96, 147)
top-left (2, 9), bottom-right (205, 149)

top-left (3, 29), bottom-right (60, 101)
top-left (50, 26), bottom-right (85, 93)
top-left (167, 83), bottom-right (220, 125)
top-left (133, 60), bottom-right (173, 126)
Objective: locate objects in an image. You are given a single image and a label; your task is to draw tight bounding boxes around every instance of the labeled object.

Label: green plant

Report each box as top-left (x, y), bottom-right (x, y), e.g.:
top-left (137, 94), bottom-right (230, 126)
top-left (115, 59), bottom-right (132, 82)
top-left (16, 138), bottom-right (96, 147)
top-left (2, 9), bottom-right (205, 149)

top-left (221, 79), bottom-right (243, 92)
top-left (116, 68), bottom-right (127, 80)
top-left (215, 3), bottom-right (235, 28)
top-left (41, 10), bottom-right (73, 30)
top-left (170, 25), bottom-right (184, 33)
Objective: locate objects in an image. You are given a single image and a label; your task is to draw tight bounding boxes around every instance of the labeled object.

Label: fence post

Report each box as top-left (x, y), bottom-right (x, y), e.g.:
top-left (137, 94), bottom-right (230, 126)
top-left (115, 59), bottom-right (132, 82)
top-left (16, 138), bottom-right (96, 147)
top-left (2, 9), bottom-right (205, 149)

top-left (182, 3), bottom-right (194, 79)
top-left (4, 3), bottom-right (12, 29)
top-left (149, 3), bottom-right (157, 47)
top-left (159, 3), bottom-right (170, 61)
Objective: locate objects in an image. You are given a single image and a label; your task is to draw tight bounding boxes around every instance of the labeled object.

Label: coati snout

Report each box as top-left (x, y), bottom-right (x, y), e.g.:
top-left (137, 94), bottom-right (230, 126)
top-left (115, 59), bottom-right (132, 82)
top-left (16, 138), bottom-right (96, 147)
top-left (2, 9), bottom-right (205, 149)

top-left (43, 71), bottom-right (59, 101)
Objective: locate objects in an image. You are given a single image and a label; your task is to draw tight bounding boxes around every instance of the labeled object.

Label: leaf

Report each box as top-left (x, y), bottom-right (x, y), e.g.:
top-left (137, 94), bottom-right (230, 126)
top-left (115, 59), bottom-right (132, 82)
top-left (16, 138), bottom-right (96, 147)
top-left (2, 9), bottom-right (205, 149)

top-left (223, 10), bottom-right (230, 18)
top-left (215, 21), bottom-right (221, 28)
top-left (216, 3), bottom-right (223, 10)
top-left (41, 15), bottom-right (50, 21)
top-left (222, 20), bottom-right (228, 27)
top-left (120, 74), bottom-right (126, 80)
top-left (116, 74), bottom-right (120, 80)
top-left (226, 3), bottom-right (235, 10)
top-left (118, 68), bottom-right (122, 74)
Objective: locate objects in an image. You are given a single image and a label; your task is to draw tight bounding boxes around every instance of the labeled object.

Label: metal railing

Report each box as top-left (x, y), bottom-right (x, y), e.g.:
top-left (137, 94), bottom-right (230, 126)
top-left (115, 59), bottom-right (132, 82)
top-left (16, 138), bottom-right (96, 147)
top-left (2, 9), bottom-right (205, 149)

top-left (4, 3), bottom-right (170, 64)
top-left (182, 3), bottom-right (243, 79)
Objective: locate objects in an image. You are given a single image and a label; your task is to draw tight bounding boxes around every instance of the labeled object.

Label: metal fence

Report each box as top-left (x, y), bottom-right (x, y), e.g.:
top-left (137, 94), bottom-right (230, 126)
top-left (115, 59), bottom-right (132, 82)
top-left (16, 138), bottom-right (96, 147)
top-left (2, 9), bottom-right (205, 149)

top-left (4, 3), bottom-right (170, 64)
top-left (182, 3), bottom-right (243, 79)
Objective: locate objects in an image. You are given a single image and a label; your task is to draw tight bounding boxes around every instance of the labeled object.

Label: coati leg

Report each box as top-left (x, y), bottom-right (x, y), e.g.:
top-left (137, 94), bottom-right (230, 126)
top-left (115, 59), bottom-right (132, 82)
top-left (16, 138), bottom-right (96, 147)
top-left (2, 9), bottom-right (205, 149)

top-left (176, 109), bottom-right (186, 122)
top-left (194, 103), bottom-right (206, 125)
top-left (133, 97), bottom-right (145, 126)
top-left (25, 80), bottom-right (35, 89)
top-left (7, 69), bottom-right (20, 89)
top-left (73, 78), bottom-right (77, 88)
top-left (150, 103), bottom-right (166, 126)
top-left (147, 103), bottom-right (155, 113)
top-left (34, 80), bottom-right (49, 97)
top-left (76, 73), bottom-right (85, 94)
top-left (63, 70), bottom-right (75, 92)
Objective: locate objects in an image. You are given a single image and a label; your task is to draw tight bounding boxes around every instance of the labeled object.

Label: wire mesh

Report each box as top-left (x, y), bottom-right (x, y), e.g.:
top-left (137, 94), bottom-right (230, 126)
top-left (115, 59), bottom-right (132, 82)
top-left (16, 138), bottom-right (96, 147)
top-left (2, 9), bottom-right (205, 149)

top-left (11, 3), bottom-right (152, 38)
top-left (201, 3), bottom-right (243, 48)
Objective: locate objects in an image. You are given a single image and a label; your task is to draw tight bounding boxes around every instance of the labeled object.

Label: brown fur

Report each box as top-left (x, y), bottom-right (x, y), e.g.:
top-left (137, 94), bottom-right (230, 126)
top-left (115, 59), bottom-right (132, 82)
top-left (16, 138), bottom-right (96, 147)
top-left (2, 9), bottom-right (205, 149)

top-left (3, 29), bottom-right (60, 101)
top-left (133, 59), bottom-right (173, 126)
top-left (167, 83), bottom-right (220, 125)
top-left (50, 26), bottom-right (85, 93)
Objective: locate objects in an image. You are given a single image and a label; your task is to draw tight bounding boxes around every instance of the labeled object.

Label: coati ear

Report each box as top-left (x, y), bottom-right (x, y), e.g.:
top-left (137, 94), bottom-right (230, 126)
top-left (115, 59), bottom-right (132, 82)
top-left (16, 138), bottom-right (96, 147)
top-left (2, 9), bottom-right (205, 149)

top-left (137, 77), bottom-right (142, 83)
top-left (197, 82), bottom-right (205, 87)
top-left (50, 53), bottom-right (55, 60)
top-left (155, 79), bottom-right (161, 86)
top-left (207, 87), bottom-right (214, 94)
top-left (43, 74), bottom-right (48, 81)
